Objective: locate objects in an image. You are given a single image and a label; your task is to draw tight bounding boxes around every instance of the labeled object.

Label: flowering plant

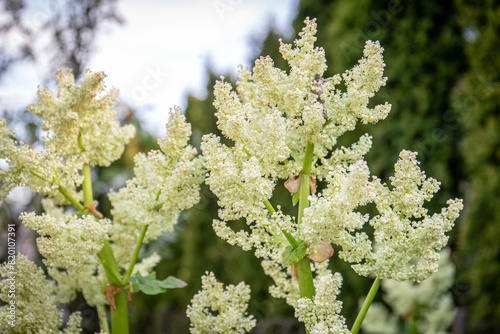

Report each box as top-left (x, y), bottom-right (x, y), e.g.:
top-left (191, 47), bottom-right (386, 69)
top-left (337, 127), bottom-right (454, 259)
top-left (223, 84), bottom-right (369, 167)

top-left (192, 18), bottom-right (462, 333)
top-left (0, 69), bottom-right (204, 333)
top-left (0, 18), bottom-right (462, 334)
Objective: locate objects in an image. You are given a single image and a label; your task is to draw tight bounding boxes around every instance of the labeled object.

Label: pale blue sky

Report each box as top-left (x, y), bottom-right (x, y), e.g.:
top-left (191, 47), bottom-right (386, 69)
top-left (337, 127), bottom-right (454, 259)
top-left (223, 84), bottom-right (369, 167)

top-left (1, 0), bottom-right (299, 135)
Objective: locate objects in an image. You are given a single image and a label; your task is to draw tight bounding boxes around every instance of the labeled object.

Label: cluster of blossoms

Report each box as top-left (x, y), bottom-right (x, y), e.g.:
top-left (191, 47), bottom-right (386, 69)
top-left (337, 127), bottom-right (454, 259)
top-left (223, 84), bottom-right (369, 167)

top-left (108, 106), bottom-right (205, 267)
top-left (303, 150), bottom-right (463, 282)
top-left (21, 210), bottom-right (109, 270)
top-left (362, 248), bottom-right (457, 334)
top-left (294, 273), bottom-right (349, 333)
top-left (0, 70), bottom-right (135, 331)
top-left (201, 17), bottom-right (463, 332)
top-left (0, 69), bottom-right (135, 204)
top-left (0, 70), bottom-right (204, 332)
top-left (186, 272), bottom-right (256, 334)
top-left (0, 254), bottom-right (82, 333)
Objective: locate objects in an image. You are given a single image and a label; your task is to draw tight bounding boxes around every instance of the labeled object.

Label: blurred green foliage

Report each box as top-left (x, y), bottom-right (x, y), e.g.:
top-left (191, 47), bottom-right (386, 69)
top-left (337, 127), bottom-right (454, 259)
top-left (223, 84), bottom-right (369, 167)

top-left (452, 1), bottom-right (500, 332)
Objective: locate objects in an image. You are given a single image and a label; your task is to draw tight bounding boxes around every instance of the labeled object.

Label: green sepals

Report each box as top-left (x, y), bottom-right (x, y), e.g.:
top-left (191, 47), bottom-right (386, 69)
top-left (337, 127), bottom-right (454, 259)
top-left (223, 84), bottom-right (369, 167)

top-left (292, 191), bottom-right (300, 206)
top-left (129, 272), bottom-right (187, 295)
top-left (282, 241), bottom-right (307, 266)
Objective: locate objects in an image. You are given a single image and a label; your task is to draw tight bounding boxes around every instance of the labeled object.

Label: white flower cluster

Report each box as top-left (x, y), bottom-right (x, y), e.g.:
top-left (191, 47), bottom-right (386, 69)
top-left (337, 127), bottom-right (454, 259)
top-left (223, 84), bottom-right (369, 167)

top-left (303, 150), bottom-right (463, 281)
top-left (362, 151), bottom-right (462, 281)
top-left (0, 117), bottom-right (81, 204)
top-left (0, 254), bottom-right (82, 333)
top-left (202, 17), bottom-right (392, 312)
top-left (302, 159), bottom-right (374, 257)
top-left (48, 264), bottom-right (107, 308)
top-left (186, 272), bottom-right (256, 334)
top-left (202, 17), bottom-right (390, 219)
top-left (0, 69), bottom-right (135, 205)
top-left (202, 17), bottom-right (463, 331)
top-left (295, 273), bottom-right (350, 334)
top-left (109, 107), bottom-right (205, 267)
top-left (362, 248), bottom-right (457, 334)
top-left (28, 69), bottom-right (135, 167)
top-left (20, 211), bottom-right (109, 270)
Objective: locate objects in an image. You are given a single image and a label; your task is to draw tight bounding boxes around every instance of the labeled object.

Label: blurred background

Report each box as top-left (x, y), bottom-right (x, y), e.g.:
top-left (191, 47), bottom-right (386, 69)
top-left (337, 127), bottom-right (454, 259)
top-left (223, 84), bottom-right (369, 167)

top-left (0, 0), bottom-right (499, 333)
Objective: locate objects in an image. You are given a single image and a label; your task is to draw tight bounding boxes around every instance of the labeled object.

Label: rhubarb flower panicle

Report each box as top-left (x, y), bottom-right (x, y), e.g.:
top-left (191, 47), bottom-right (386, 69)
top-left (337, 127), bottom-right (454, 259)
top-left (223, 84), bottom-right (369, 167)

top-left (202, 16), bottom-right (462, 332)
top-left (1, 69), bottom-right (135, 205)
top-left (109, 107), bottom-right (205, 267)
top-left (360, 150), bottom-right (463, 281)
top-left (28, 69), bottom-right (135, 167)
top-left (20, 211), bottom-right (109, 270)
top-left (203, 17), bottom-right (390, 259)
top-left (187, 272), bottom-right (256, 334)
top-left (304, 150), bottom-right (463, 282)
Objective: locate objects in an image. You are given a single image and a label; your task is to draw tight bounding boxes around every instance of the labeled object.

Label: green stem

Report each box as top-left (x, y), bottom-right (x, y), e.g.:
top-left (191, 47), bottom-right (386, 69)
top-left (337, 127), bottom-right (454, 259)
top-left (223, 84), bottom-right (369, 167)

top-left (296, 257), bottom-right (315, 298)
top-left (351, 277), bottom-right (382, 334)
top-left (301, 142), bottom-right (314, 174)
top-left (29, 168), bottom-right (85, 210)
top-left (297, 172), bottom-right (310, 230)
top-left (111, 289), bottom-right (129, 334)
top-left (29, 169), bottom-right (50, 183)
top-left (97, 303), bottom-right (110, 334)
top-left (58, 185), bottom-right (85, 210)
top-left (82, 163), bottom-right (93, 206)
top-left (264, 200), bottom-right (299, 248)
top-left (295, 141), bottom-right (315, 299)
top-left (122, 224), bottom-right (149, 283)
top-left (97, 241), bottom-right (124, 286)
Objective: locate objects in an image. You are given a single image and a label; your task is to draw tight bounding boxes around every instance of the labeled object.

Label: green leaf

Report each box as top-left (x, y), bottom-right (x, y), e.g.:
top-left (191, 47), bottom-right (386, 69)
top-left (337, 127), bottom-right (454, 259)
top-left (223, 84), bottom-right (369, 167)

top-left (282, 242), bottom-right (307, 266)
top-left (129, 272), bottom-right (187, 295)
top-left (292, 191), bottom-right (300, 206)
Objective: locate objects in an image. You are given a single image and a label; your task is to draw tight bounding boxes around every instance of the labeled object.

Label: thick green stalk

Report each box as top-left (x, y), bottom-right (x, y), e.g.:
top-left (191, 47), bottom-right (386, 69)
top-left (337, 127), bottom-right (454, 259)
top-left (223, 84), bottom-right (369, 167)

top-left (111, 290), bottom-right (129, 334)
top-left (82, 163), bottom-right (93, 206)
top-left (296, 257), bottom-right (315, 298)
top-left (97, 241), bottom-right (123, 286)
top-left (351, 277), bottom-right (382, 334)
top-left (296, 141), bottom-right (315, 298)
top-left (297, 171), bottom-right (311, 231)
top-left (301, 142), bottom-right (315, 174)
top-left (122, 224), bottom-right (149, 283)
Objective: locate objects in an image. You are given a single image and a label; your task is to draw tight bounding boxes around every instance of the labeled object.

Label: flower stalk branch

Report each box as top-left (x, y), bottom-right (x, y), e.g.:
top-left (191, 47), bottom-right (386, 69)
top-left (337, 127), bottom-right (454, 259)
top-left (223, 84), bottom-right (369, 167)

top-left (264, 200), bottom-right (299, 248)
top-left (351, 277), bottom-right (382, 334)
top-left (122, 224), bottom-right (149, 283)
